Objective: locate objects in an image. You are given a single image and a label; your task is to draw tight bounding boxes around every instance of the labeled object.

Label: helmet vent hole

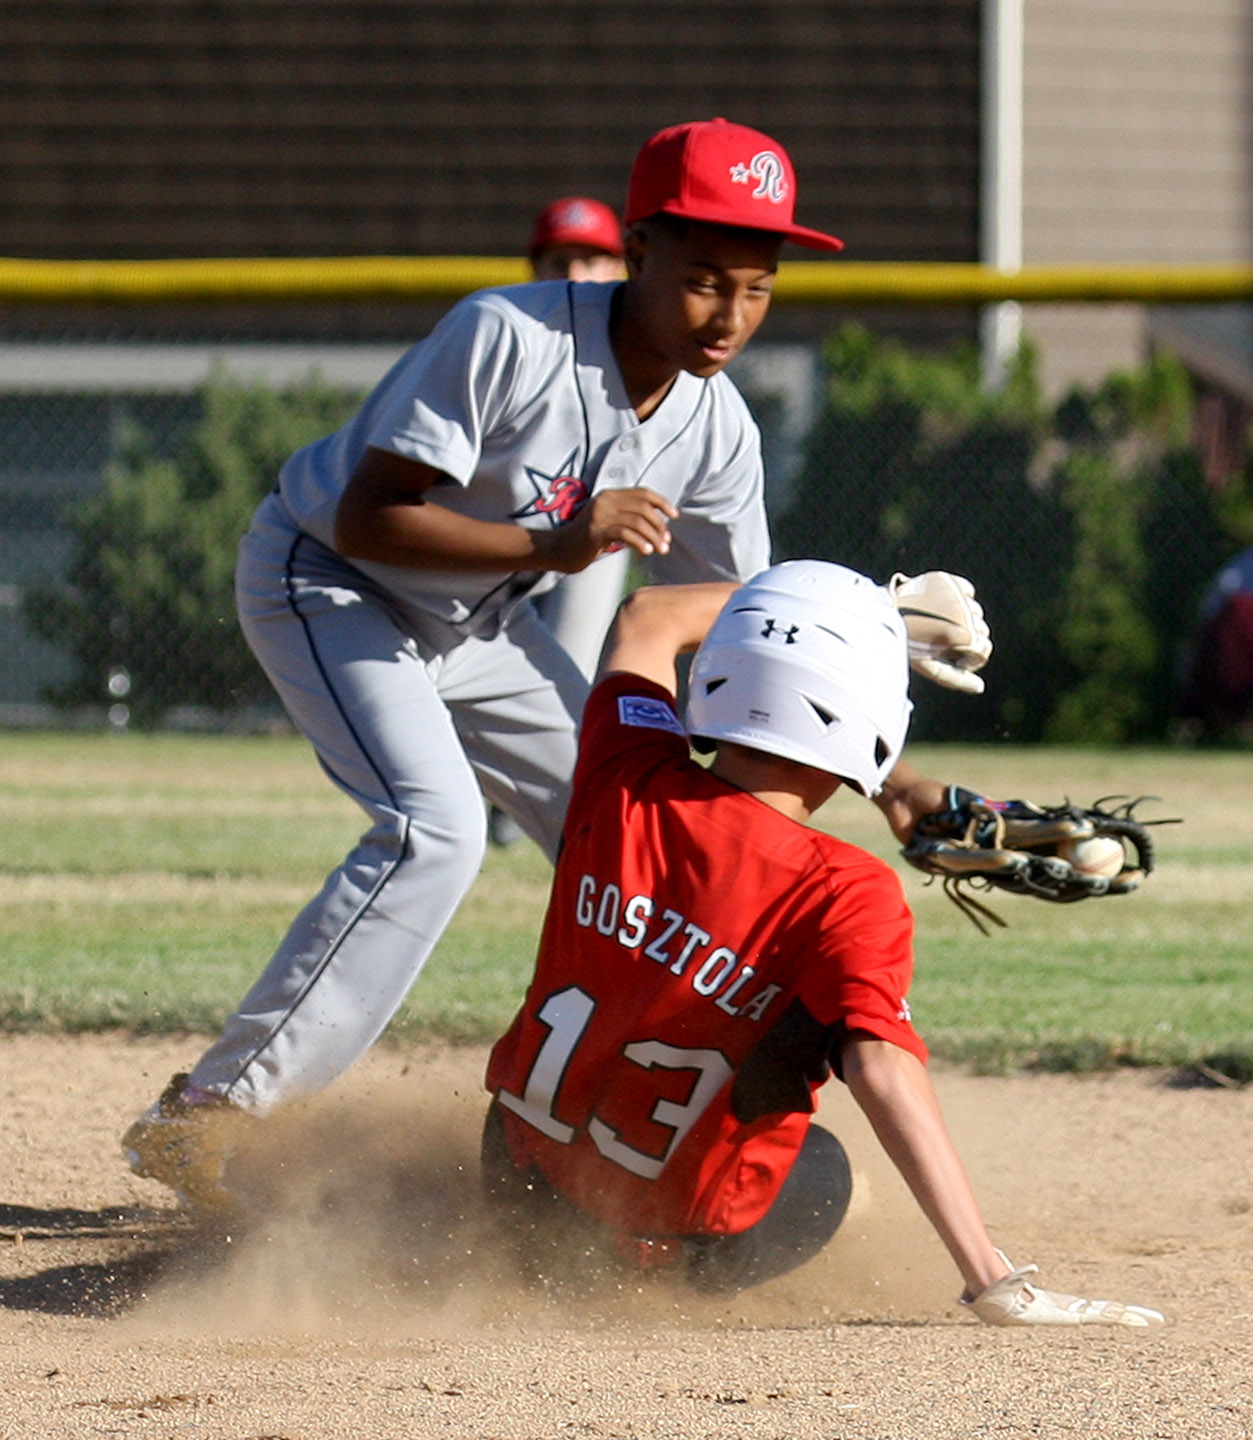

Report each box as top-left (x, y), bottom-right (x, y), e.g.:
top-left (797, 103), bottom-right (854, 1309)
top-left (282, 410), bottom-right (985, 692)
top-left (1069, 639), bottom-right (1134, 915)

top-left (874, 736), bottom-right (891, 766)
top-left (703, 677), bottom-right (729, 696)
top-left (804, 698), bottom-right (839, 729)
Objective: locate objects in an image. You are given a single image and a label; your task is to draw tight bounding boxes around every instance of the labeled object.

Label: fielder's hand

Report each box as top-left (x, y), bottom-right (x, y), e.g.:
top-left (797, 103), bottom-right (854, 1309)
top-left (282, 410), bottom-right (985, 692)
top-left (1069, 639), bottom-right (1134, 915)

top-left (889, 571), bottom-right (992, 694)
top-left (545, 487), bottom-right (678, 572)
top-left (963, 1255), bottom-right (1165, 1327)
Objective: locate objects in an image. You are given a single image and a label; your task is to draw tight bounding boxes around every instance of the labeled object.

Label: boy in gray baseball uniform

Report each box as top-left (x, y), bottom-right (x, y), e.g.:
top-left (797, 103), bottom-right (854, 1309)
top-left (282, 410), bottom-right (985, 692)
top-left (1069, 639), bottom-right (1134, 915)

top-left (489, 194), bottom-right (630, 847)
top-left (525, 198), bottom-right (632, 687)
top-left (123, 119), bottom-right (989, 1213)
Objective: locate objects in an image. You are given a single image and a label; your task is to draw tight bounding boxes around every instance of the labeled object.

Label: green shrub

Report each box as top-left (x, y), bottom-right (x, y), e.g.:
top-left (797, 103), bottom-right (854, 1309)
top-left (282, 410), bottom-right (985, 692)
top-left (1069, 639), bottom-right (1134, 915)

top-left (776, 326), bottom-right (1240, 743)
top-left (1044, 356), bottom-right (1223, 742)
top-left (25, 368), bottom-right (363, 724)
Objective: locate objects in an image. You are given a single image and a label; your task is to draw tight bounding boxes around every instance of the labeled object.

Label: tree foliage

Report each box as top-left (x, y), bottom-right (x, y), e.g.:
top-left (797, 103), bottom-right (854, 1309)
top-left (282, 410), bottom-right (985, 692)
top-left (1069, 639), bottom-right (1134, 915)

top-left (775, 326), bottom-right (1239, 743)
top-left (25, 368), bottom-right (362, 724)
top-left (25, 340), bottom-right (1248, 743)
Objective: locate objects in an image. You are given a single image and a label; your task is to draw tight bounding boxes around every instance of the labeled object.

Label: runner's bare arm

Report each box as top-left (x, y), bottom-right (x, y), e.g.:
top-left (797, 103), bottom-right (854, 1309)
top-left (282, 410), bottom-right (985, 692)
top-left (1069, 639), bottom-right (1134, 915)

top-left (598, 582), bottom-right (738, 691)
top-left (840, 1034), bottom-right (1008, 1297)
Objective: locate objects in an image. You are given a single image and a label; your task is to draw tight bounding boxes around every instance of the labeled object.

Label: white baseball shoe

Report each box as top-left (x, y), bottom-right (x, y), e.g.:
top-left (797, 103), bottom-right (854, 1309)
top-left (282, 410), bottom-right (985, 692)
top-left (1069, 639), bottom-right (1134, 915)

top-left (122, 1073), bottom-right (249, 1218)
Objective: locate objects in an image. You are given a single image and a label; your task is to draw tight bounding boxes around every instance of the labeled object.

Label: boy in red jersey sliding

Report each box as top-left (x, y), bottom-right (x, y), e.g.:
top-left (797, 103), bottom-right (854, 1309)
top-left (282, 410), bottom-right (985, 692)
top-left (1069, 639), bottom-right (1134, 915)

top-left (484, 562), bottom-right (1164, 1325)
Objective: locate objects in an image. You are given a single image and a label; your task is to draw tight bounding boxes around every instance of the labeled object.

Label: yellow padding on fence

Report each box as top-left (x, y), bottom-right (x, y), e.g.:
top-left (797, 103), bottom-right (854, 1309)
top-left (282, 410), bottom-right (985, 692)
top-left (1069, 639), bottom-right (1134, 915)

top-left (776, 263), bottom-right (1253, 305)
top-left (1, 257), bottom-right (1252, 306)
top-left (0, 256), bottom-right (532, 304)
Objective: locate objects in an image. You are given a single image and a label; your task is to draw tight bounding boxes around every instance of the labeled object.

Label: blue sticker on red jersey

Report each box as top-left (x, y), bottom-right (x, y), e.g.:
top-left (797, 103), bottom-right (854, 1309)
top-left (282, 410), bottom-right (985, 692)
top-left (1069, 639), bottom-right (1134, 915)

top-left (617, 694), bottom-right (686, 736)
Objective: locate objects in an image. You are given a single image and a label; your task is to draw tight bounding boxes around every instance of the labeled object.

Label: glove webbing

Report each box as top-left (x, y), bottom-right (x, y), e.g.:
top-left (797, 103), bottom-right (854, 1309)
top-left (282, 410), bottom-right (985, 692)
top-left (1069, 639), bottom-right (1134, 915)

top-left (914, 793), bottom-right (1180, 934)
top-left (933, 798), bottom-right (1014, 934)
top-left (939, 874), bottom-right (1009, 935)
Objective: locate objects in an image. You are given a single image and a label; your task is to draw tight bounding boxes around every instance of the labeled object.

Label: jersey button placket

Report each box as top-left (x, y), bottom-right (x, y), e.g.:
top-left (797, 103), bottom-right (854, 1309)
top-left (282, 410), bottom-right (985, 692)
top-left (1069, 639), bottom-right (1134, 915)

top-left (607, 433), bottom-right (640, 484)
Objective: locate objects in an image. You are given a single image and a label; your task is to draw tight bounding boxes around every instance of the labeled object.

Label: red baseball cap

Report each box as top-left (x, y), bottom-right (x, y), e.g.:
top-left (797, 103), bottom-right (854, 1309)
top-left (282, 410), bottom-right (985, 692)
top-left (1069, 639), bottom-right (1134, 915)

top-left (528, 197), bottom-right (624, 259)
top-left (625, 117), bottom-right (843, 252)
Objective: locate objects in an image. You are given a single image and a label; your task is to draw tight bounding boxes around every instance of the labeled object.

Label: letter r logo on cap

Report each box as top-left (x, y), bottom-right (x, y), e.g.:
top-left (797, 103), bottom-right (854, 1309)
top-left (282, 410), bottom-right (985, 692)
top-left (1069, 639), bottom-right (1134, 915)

top-left (748, 151), bottom-right (787, 204)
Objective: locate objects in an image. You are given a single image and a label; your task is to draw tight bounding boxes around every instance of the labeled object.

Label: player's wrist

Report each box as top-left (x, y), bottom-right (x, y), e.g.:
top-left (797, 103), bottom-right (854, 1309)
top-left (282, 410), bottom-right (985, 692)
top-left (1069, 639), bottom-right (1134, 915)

top-left (530, 524), bottom-right (588, 575)
top-left (873, 763), bottom-right (946, 843)
top-left (959, 1246), bottom-right (1015, 1300)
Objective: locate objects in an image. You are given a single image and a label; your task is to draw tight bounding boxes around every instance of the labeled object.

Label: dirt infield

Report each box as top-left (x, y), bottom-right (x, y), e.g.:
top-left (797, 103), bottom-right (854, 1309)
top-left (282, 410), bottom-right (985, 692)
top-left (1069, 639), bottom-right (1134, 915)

top-left (2, 1033), bottom-right (1250, 1439)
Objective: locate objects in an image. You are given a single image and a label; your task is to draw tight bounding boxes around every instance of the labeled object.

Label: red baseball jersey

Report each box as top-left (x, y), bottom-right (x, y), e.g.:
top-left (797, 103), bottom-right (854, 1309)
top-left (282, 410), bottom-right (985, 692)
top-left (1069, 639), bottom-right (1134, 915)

top-left (486, 673), bottom-right (926, 1238)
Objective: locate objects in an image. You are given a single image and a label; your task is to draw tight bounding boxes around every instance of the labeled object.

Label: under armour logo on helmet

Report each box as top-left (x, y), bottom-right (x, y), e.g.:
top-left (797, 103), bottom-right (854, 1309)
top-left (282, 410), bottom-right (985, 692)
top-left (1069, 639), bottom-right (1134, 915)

top-left (729, 151), bottom-right (788, 205)
top-left (761, 618), bottom-right (800, 643)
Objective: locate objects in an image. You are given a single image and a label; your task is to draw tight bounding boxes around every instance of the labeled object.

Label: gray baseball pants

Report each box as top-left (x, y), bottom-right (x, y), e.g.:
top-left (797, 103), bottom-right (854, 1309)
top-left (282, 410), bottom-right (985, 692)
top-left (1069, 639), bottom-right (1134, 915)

top-left (188, 502), bottom-right (587, 1113)
top-left (534, 546), bottom-right (631, 681)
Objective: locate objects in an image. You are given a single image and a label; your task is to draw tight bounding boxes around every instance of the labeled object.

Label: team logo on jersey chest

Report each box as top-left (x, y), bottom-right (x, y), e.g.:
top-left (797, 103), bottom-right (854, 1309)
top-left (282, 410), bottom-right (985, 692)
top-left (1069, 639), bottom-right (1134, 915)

top-left (511, 450), bottom-right (590, 526)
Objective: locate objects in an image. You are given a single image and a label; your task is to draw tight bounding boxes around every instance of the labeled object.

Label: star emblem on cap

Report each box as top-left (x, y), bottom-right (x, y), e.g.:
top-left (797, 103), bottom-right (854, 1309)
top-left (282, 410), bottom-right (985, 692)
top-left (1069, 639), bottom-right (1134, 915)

top-left (729, 162), bottom-right (751, 185)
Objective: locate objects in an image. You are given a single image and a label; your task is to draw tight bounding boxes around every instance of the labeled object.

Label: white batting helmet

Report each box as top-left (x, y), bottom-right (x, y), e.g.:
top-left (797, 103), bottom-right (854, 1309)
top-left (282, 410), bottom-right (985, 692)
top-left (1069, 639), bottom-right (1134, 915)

top-left (685, 561), bottom-right (913, 796)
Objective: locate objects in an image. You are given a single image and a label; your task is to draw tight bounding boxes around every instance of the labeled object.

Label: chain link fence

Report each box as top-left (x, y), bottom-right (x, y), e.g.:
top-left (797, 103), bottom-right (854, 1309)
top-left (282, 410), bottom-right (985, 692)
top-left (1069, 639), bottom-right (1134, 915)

top-left (2, 287), bottom-right (1250, 744)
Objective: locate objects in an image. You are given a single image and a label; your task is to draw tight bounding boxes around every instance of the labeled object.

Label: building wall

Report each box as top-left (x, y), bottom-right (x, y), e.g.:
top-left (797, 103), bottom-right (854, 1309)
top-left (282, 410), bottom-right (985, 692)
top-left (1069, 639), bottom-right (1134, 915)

top-left (1021, 0), bottom-right (1253, 393)
top-left (7, 3), bottom-right (1248, 372)
top-left (0, 1), bottom-right (979, 262)
top-left (0, 0), bottom-right (981, 345)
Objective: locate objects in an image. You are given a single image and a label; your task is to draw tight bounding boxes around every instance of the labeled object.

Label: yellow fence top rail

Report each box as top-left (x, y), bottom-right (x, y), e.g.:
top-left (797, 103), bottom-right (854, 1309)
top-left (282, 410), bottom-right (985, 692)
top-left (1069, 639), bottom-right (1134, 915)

top-left (778, 263), bottom-right (1253, 305)
top-left (1, 257), bottom-right (1252, 306)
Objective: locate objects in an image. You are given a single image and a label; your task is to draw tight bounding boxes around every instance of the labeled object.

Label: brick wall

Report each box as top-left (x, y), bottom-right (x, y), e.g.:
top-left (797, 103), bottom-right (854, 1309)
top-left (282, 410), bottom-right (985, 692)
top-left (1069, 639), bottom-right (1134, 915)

top-left (0, 0), bottom-right (979, 264)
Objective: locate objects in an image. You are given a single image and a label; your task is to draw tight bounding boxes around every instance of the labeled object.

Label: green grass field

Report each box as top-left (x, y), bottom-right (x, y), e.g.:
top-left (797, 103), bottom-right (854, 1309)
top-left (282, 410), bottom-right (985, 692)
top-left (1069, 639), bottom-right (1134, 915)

top-left (1, 732), bottom-right (1249, 1074)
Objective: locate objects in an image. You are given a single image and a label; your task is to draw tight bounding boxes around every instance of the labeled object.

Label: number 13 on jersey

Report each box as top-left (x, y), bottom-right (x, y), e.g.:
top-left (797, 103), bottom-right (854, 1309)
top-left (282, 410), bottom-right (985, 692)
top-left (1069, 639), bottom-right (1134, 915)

top-left (496, 985), bottom-right (733, 1180)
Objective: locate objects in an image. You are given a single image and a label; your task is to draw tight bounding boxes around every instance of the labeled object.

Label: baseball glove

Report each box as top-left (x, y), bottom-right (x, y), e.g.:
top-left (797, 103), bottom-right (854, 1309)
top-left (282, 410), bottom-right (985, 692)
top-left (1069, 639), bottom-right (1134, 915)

top-left (902, 786), bottom-right (1179, 932)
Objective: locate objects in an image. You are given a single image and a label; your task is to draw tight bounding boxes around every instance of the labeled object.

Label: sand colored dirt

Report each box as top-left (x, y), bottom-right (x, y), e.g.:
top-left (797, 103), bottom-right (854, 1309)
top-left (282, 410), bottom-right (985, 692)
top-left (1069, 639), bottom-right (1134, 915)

top-left (1, 1033), bottom-right (1250, 1439)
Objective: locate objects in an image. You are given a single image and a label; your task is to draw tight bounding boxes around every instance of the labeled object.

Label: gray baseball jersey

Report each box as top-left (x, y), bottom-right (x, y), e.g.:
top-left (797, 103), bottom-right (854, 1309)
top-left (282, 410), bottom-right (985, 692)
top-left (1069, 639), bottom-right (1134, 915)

top-left (277, 280), bottom-right (770, 626)
top-left (186, 279), bottom-right (772, 1114)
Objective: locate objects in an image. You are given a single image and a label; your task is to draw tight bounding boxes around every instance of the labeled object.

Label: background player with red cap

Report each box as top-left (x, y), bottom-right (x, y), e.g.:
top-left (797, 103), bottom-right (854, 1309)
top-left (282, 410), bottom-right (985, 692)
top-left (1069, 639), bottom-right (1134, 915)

top-left (484, 563), bottom-right (1164, 1326)
top-left (528, 196), bottom-right (625, 283)
top-left (123, 119), bottom-right (991, 1213)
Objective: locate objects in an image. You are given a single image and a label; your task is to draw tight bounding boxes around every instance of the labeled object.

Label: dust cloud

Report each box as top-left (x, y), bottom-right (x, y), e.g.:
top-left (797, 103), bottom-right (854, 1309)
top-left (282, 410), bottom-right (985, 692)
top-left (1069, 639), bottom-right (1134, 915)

top-left (120, 1057), bottom-right (951, 1341)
